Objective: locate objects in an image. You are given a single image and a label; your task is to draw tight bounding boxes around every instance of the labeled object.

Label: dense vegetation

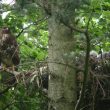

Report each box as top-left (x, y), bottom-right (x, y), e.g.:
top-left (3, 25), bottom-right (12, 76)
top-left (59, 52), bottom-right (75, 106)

top-left (0, 0), bottom-right (110, 110)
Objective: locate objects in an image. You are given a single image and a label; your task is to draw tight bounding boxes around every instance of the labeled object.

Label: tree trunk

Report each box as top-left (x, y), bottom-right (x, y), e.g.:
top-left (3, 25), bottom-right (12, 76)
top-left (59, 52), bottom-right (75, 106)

top-left (48, 1), bottom-right (77, 110)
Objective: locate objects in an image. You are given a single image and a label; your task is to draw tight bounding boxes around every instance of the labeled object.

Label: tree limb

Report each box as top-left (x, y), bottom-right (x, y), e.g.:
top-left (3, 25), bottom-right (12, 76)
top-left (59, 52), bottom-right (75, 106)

top-left (75, 10), bottom-right (93, 110)
top-left (16, 16), bottom-right (49, 38)
top-left (61, 20), bottom-right (85, 33)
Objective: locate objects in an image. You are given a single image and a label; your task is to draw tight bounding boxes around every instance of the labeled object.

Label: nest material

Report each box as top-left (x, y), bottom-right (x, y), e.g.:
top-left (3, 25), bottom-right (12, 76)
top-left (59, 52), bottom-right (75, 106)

top-left (77, 52), bottom-right (110, 110)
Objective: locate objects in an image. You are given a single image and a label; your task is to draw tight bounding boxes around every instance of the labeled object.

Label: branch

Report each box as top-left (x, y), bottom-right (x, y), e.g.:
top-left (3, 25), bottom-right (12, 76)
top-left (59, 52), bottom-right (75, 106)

top-left (60, 12), bottom-right (92, 109)
top-left (75, 11), bottom-right (93, 110)
top-left (61, 20), bottom-right (85, 33)
top-left (16, 16), bottom-right (49, 38)
top-left (75, 31), bottom-right (90, 110)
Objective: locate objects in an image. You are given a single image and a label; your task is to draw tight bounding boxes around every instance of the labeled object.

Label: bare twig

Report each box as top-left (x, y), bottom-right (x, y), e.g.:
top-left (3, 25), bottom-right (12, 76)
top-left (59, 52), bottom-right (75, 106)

top-left (16, 16), bottom-right (49, 38)
top-left (96, 77), bottom-right (106, 97)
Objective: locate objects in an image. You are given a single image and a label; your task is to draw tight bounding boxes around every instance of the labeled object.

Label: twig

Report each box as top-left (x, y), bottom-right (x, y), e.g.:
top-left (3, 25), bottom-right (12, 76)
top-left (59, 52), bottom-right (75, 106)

top-left (16, 16), bottom-right (49, 38)
top-left (80, 104), bottom-right (91, 110)
top-left (96, 77), bottom-right (106, 97)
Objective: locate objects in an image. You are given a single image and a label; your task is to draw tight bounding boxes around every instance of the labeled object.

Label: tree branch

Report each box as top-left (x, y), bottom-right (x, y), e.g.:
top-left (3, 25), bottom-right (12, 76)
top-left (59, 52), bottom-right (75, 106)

top-left (61, 20), bottom-right (85, 33)
top-left (75, 11), bottom-right (93, 110)
top-left (16, 16), bottom-right (49, 38)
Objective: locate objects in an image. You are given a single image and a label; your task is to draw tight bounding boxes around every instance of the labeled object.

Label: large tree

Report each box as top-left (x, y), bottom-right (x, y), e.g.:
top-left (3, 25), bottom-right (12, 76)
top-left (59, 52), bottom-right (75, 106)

top-left (2, 0), bottom-right (110, 110)
top-left (43, 0), bottom-right (78, 110)
top-left (38, 0), bottom-right (91, 110)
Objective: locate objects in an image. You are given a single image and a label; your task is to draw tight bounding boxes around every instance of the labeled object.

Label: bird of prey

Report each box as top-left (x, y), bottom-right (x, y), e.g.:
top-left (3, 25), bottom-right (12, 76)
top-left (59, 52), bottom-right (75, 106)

top-left (0, 27), bottom-right (20, 71)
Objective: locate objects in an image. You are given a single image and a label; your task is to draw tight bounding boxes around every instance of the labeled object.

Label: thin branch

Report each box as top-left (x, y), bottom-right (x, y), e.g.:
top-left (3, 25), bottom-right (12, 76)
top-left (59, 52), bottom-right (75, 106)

top-left (96, 77), bottom-right (106, 97)
top-left (61, 20), bottom-right (85, 33)
top-left (86, 10), bottom-right (94, 31)
top-left (16, 16), bottom-right (49, 38)
top-left (80, 104), bottom-right (91, 110)
top-left (75, 10), bottom-right (93, 110)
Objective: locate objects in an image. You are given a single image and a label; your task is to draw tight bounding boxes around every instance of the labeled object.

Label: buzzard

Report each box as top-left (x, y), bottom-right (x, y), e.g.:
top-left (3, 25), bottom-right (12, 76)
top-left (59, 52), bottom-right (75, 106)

top-left (0, 27), bottom-right (20, 70)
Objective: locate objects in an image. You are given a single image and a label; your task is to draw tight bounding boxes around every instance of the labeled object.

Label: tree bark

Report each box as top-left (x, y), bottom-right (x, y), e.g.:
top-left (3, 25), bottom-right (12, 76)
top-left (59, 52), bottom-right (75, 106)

top-left (48, 1), bottom-right (77, 110)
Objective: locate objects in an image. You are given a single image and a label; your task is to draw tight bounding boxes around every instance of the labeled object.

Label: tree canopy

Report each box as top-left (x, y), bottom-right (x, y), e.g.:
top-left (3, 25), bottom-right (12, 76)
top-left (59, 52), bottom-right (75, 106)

top-left (0, 0), bottom-right (110, 110)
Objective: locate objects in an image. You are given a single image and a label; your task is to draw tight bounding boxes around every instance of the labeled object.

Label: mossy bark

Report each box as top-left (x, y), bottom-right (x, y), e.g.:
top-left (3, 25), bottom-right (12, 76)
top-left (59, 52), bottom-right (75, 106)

top-left (48, 1), bottom-right (77, 110)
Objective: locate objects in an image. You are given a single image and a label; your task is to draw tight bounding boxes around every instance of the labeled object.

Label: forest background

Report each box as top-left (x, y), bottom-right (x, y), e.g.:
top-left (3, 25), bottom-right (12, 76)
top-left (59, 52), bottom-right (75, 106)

top-left (0, 0), bottom-right (110, 110)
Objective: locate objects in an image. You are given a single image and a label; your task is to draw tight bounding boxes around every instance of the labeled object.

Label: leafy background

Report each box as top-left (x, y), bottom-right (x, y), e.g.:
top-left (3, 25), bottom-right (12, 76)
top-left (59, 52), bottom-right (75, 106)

top-left (0, 0), bottom-right (110, 110)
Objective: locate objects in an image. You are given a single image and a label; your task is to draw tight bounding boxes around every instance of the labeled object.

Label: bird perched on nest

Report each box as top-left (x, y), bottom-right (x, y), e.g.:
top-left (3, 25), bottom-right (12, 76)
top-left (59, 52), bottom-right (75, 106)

top-left (0, 27), bottom-right (20, 71)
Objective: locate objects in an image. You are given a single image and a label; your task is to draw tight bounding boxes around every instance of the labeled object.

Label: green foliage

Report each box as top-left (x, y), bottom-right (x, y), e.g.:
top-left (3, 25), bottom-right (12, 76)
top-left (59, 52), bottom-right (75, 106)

top-left (0, 0), bottom-right (110, 109)
top-left (0, 1), bottom-right (48, 110)
top-left (74, 0), bottom-right (110, 52)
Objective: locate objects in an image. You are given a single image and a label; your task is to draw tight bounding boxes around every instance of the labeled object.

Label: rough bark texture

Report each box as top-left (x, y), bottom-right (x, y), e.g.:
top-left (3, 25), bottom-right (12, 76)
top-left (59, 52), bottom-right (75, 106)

top-left (48, 1), bottom-right (77, 110)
